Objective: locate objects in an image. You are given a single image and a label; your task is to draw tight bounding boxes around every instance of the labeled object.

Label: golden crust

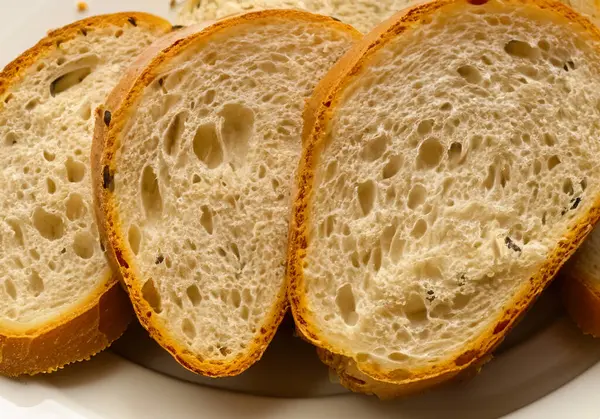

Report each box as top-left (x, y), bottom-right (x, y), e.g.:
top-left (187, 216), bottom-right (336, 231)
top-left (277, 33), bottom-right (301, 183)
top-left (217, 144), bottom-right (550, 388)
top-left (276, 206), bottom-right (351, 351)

top-left (288, 0), bottom-right (600, 396)
top-left (0, 13), bottom-right (171, 376)
top-left (0, 273), bottom-right (132, 376)
top-left (561, 269), bottom-right (600, 337)
top-left (91, 10), bottom-right (361, 377)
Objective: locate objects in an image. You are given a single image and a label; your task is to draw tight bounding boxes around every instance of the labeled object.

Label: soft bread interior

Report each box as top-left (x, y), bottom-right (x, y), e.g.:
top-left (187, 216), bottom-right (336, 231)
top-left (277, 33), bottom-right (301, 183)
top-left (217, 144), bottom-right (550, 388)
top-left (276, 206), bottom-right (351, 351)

top-left (302, 0), bottom-right (600, 373)
top-left (111, 17), bottom-right (356, 363)
top-left (0, 23), bottom-right (159, 329)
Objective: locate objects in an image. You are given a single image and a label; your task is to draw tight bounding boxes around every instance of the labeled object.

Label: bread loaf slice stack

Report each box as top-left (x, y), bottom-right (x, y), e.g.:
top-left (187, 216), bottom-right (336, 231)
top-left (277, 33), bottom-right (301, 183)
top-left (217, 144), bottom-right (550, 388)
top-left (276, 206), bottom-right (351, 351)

top-left (178, 0), bottom-right (600, 33)
top-left (288, 0), bottom-right (600, 398)
top-left (92, 10), bottom-right (360, 377)
top-left (0, 13), bottom-right (172, 376)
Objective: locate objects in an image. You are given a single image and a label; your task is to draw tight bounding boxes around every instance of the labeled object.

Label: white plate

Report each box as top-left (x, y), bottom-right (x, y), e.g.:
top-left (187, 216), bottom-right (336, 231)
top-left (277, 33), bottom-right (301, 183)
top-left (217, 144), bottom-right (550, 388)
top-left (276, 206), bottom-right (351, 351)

top-left (1, 1), bottom-right (600, 418)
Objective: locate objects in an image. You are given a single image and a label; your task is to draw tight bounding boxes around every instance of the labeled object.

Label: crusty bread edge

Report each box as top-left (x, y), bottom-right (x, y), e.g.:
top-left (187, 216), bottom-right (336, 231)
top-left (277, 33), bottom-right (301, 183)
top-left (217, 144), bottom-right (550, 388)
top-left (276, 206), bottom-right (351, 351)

top-left (91, 10), bottom-right (361, 377)
top-left (288, 0), bottom-right (600, 396)
top-left (0, 13), bottom-right (172, 377)
top-left (561, 267), bottom-right (600, 337)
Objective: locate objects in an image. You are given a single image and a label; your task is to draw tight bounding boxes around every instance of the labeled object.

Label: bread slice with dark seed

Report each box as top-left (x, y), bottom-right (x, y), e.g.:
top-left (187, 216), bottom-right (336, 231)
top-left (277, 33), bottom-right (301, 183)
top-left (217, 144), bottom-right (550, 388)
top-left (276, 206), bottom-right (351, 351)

top-left (0, 13), bottom-right (172, 376)
top-left (288, 0), bottom-right (600, 398)
top-left (92, 10), bottom-right (360, 377)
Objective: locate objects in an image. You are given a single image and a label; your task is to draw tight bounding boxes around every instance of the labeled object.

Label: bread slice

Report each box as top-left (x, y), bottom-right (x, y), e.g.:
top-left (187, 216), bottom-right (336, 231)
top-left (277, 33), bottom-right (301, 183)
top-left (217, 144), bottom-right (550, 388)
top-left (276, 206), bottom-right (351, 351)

top-left (91, 10), bottom-right (360, 377)
top-left (0, 13), bottom-right (172, 376)
top-left (288, 0), bottom-right (600, 398)
top-left (178, 0), bottom-right (600, 32)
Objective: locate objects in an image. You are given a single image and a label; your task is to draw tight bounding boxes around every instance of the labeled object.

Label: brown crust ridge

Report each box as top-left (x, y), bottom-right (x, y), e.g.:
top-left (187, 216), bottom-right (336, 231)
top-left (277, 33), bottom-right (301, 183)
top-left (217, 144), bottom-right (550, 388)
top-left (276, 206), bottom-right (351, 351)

top-left (288, 0), bottom-right (600, 397)
top-left (0, 13), bottom-right (171, 376)
top-left (561, 269), bottom-right (600, 337)
top-left (91, 10), bottom-right (361, 377)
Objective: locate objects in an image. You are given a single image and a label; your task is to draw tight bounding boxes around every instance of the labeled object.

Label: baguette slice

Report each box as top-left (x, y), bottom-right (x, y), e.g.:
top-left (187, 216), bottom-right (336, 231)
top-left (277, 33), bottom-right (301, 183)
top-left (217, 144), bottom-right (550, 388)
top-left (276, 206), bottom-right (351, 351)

top-left (178, 0), bottom-right (600, 33)
top-left (288, 0), bottom-right (600, 398)
top-left (0, 13), bottom-right (172, 376)
top-left (92, 10), bottom-right (360, 377)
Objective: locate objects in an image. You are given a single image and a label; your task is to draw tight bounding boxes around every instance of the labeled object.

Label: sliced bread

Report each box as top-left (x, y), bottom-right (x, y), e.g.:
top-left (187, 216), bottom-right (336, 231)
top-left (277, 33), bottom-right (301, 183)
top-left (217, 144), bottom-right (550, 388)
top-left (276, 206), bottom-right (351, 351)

top-left (92, 10), bottom-right (360, 377)
top-left (0, 13), bottom-right (172, 376)
top-left (178, 0), bottom-right (600, 33)
top-left (288, 0), bottom-right (600, 398)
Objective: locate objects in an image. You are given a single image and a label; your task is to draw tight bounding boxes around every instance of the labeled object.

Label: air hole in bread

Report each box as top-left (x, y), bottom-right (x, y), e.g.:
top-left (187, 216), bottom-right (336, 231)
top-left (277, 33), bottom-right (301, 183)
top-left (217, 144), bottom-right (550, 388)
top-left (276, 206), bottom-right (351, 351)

top-left (448, 142), bottom-right (463, 165)
top-left (321, 215), bottom-right (336, 238)
top-left (417, 119), bottom-right (434, 136)
top-left (357, 180), bottom-right (376, 217)
top-left (73, 231), bottom-right (95, 259)
top-left (50, 67), bottom-right (93, 97)
top-left (192, 174), bottom-right (201, 184)
top-left (380, 155), bottom-right (402, 179)
top-left (115, 29), bottom-right (124, 38)
top-left (4, 279), bottom-right (17, 300)
top-left (164, 111), bottom-right (187, 156)
top-left (543, 133), bottom-right (556, 147)
top-left (142, 279), bottom-right (162, 314)
top-left (457, 65), bottom-right (482, 84)
top-left (30, 248), bottom-right (40, 260)
top-left (230, 289), bottom-right (242, 308)
top-left (7, 219), bottom-right (25, 247)
top-left (548, 155), bottom-right (561, 170)
top-left (257, 165), bottom-right (267, 179)
top-left (240, 305), bottom-right (250, 320)
top-left (219, 103), bottom-right (254, 168)
top-left (186, 284), bottom-right (202, 307)
top-left (404, 293), bottom-right (428, 325)
top-left (336, 283), bottom-right (359, 326)
top-left (141, 165), bottom-right (163, 220)
top-left (193, 122), bottom-right (223, 169)
top-left (504, 40), bottom-right (540, 60)
top-left (33, 207), bottom-right (64, 241)
top-left (25, 98), bottom-right (39, 111)
top-left (128, 224), bottom-right (142, 255)
top-left (258, 60), bottom-right (277, 74)
top-left (200, 205), bottom-right (214, 235)
top-left (65, 193), bottom-right (86, 221)
top-left (411, 219), bottom-right (428, 239)
top-left (204, 89), bottom-right (216, 105)
top-left (182, 318), bottom-right (196, 340)
top-left (440, 102), bottom-right (453, 112)
top-left (417, 138), bottom-right (443, 170)
top-left (28, 270), bottom-right (44, 296)
top-left (380, 223), bottom-right (398, 255)
top-left (43, 150), bottom-right (55, 161)
top-left (4, 132), bottom-right (17, 146)
top-left (408, 184), bottom-right (427, 210)
top-left (360, 134), bottom-right (388, 162)
top-left (372, 247), bottom-right (382, 272)
top-left (65, 157), bottom-right (85, 182)
top-left (46, 178), bottom-right (57, 194)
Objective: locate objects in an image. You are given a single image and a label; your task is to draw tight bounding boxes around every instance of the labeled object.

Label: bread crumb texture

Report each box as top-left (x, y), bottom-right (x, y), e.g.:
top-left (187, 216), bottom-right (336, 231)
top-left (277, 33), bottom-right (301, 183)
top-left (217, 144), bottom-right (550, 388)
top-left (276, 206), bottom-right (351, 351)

top-left (0, 20), bottom-right (159, 329)
top-left (301, 0), bottom-right (600, 374)
top-left (109, 17), bottom-right (356, 364)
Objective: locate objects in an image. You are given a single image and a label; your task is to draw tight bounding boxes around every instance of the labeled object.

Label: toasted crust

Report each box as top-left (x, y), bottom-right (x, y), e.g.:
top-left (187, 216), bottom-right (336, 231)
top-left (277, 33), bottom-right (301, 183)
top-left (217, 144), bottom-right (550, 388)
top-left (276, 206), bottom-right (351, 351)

top-left (561, 269), bottom-right (600, 337)
top-left (91, 10), bottom-right (361, 377)
top-left (0, 13), bottom-right (171, 377)
top-left (288, 0), bottom-right (600, 397)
